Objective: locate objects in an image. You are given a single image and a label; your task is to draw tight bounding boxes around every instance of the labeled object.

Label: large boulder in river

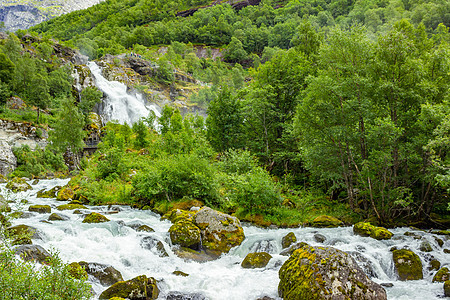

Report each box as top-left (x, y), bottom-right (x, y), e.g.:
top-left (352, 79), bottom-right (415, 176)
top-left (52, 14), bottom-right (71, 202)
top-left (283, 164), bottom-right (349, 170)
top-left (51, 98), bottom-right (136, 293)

top-left (78, 261), bottom-right (123, 286)
top-left (37, 186), bottom-right (62, 198)
top-left (99, 275), bottom-right (159, 300)
top-left (433, 267), bottom-right (450, 282)
top-left (57, 186), bottom-right (74, 201)
top-left (278, 244), bottom-right (387, 300)
top-left (6, 177), bottom-right (31, 192)
top-left (15, 244), bottom-right (51, 263)
top-left (241, 252), bottom-right (272, 269)
top-left (193, 207), bottom-right (245, 254)
top-left (353, 222), bottom-right (393, 240)
top-left (82, 212), bottom-right (109, 223)
top-left (281, 232), bottom-right (297, 249)
top-left (28, 205), bottom-right (51, 214)
top-left (0, 140), bottom-right (16, 176)
top-left (169, 219), bottom-right (201, 249)
top-left (392, 249), bottom-right (423, 280)
top-left (445, 280), bottom-right (450, 297)
top-left (310, 215), bottom-right (343, 228)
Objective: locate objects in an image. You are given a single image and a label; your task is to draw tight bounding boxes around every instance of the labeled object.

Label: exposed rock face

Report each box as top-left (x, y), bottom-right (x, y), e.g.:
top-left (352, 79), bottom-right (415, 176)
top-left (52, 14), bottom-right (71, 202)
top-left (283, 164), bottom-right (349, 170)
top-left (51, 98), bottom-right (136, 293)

top-left (0, 140), bottom-right (16, 176)
top-left (99, 275), bottom-right (159, 300)
top-left (392, 249), bottom-right (423, 280)
top-left (0, 5), bottom-right (45, 32)
top-left (278, 244), bottom-right (387, 300)
top-left (193, 207), bottom-right (245, 254)
top-left (78, 261), bottom-right (123, 286)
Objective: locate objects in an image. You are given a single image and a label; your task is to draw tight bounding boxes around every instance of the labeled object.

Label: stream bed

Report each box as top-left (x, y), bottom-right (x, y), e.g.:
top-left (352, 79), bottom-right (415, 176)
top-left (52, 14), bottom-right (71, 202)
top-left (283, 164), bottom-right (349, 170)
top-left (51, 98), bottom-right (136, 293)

top-left (1, 178), bottom-right (449, 299)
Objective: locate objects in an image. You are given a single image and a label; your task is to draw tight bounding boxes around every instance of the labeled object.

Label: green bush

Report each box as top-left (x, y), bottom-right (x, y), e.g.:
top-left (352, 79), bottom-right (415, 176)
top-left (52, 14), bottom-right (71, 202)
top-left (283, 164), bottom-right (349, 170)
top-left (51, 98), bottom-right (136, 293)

top-left (133, 154), bottom-right (220, 206)
top-left (0, 249), bottom-right (91, 299)
top-left (12, 145), bottom-right (67, 178)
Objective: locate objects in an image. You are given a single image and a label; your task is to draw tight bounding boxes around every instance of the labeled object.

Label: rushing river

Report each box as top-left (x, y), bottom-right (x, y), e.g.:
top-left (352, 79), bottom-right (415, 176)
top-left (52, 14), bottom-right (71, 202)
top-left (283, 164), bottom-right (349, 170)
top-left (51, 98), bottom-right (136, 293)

top-left (1, 178), bottom-right (448, 299)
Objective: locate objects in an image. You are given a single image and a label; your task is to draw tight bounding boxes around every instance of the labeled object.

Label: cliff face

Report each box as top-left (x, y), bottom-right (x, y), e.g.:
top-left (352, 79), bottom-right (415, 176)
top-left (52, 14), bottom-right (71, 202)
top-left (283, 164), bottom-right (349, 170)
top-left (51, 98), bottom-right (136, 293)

top-left (0, 0), bottom-right (104, 32)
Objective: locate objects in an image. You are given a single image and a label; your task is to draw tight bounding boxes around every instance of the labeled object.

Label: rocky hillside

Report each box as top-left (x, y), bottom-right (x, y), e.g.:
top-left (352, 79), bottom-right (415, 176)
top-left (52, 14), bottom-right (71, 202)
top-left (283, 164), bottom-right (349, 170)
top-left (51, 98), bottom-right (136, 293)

top-left (0, 0), bottom-right (104, 32)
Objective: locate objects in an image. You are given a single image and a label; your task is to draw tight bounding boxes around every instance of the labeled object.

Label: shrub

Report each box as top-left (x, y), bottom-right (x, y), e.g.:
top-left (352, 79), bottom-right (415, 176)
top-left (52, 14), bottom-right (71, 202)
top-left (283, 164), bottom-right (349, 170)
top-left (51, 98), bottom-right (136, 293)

top-left (12, 146), bottom-right (67, 178)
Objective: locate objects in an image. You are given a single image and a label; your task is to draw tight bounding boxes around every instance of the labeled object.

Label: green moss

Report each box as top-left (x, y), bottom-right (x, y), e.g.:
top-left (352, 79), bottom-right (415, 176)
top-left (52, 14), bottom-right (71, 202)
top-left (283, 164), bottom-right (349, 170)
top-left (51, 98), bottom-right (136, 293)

top-left (82, 212), bottom-right (110, 223)
top-left (57, 186), bottom-right (74, 201)
top-left (57, 204), bottom-right (88, 210)
top-left (241, 252), bottom-right (272, 268)
top-left (445, 280), bottom-right (450, 297)
top-left (433, 267), bottom-right (450, 283)
top-left (6, 178), bottom-right (32, 192)
top-left (28, 205), bottom-right (51, 214)
top-left (37, 186), bottom-right (61, 198)
top-left (169, 219), bottom-right (201, 249)
top-left (282, 232), bottom-right (297, 249)
top-left (310, 215), bottom-right (343, 228)
top-left (99, 275), bottom-right (159, 300)
top-left (67, 262), bottom-right (88, 280)
top-left (392, 249), bottom-right (423, 280)
top-left (354, 222), bottom-right (393, 240)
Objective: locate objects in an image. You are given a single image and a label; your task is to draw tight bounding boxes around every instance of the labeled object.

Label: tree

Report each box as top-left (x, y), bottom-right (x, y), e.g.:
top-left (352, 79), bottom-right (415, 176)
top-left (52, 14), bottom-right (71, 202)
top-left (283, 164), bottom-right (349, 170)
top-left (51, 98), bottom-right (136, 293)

top-left (49, 98), bottom-right (86, 168)
top-left (223, 37), bottom-right (247, 63)
top-left (27, 74), bottom-right (50, 124)
top-left (79, 86), bottom-right (103, 115)
top-left (0, 51), bottom-right (15, 84)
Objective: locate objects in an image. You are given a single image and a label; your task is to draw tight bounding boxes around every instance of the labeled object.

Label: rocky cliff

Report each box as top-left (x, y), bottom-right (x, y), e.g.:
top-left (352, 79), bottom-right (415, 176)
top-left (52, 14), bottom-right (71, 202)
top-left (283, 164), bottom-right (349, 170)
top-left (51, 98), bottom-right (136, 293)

top-left (0, 0), bottom-right (104, 32)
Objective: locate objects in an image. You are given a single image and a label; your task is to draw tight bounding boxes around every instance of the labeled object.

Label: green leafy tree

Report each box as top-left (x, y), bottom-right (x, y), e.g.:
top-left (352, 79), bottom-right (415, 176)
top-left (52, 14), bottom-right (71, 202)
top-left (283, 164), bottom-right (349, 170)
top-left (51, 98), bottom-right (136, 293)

top-left (0, 51), bottom-right (15, 84)
top-left (79, 86), bottom-right (103, 115)
top-left (223, 37), bottom-right (247, 63)
top-left (27, 74), bottom-right (50, 124)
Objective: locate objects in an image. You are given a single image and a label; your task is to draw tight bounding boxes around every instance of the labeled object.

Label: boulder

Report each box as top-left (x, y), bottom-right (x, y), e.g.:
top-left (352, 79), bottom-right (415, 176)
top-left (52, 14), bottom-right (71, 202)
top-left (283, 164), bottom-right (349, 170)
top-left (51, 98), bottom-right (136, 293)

top-left (281, 232), bottom-right (297, 249)
top-left (82, 212), bottom-right (109, 223)
top-left (428, 258), bottom-right (440, 271)
top-left (241, 252), bottom-right (272, 269)
top-left (314, 233), bottom-right (327, 243)
top-left (433, 267), bottom-right (450, 283)
top-left (166, 292), bottom-right (206, 300)
top-left (57, 186), bottom-right (74, 201)
top-left (173, 247), bottom-right (219, 262)
top-left (28, 205), bottom-right (51, 214)
top-left (392, 249), bottom-right (423, 280)
top-left (48, 212), bottom-right (69, 221)
top-left (78, 261), bottom-right (123, 286)
top-left (99, 275), bottom-right (159, 300)
top-left (445, 280), bottom-right (450, 297)
top-left (280, 242), bottom-right (309, 256)
top-left (162, 209), bottom-right (195, 223)
top-left (7, 224), bottom-right (42, 241)
top-left (169, 219), bottom-right (201, 249)
top-left (172, 271), bottom-right (189, 277)
top-left (15, 245), bottom-right (51, 264)
top-left (0, 140), bottom-right (17, 176)
top-left (37, 186), bottom-right (62, 198)
top-left (353, 222), bottom-right (393, 240)
top-left (6, 178), bottom-right (32, 192)
top-left (57, 204), bottom-right (88, 210)
top-left (193, 207), bottom-right (245, 254)
top-left (310, 215), bottom-right (343, 228)
top-left (67, 262), bottom-right (88, 280)
top-left (136, 225), bottom-right (155, 232)
top-left (278, 244), bottom-right (387, 300)
top-left (0, 196), bottom-right (11, 212)
top-left (140, 237), bottom-right (168, 257)
top-left (419, 240), bottom-right (432, 252)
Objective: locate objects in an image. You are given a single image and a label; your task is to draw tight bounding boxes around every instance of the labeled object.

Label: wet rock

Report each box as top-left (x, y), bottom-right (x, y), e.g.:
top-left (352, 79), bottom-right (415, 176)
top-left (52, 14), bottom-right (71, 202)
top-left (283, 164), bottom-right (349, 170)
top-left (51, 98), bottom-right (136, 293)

top-left (434, 236), bottom-right (444, 247)
top-left (140, 236), bottom-right (168, 257)
top-left (48, 212), bottom-right (69, 221)
top-left (419, 240), bottom-right (433, 252)
top-left (82, 212), bottom-right (109, 223)
top-left (0, 213), bottom-right (10, 227)
top-left (281, 232), bottom-right (297, 249)
top-left (28, 204), bottom-right (51, 214)
top-left (7, 224), bottom-right (42, 241)
top-left (174, 247), bottom-right (219, 262)
top-left (314, 233), bottom-right (327, 243)
top-left (249, 239), bottom-right (276, 253)
top-left (162, 209), bottom-right (195, 223)
top-left (166, 291), bottom-right (206, 300)
top-left (392, 249), bottom-right (423, 280)
top-left (31, 179), bottom-right (39, 185)
top-left (173, 270), bottom-right (189, 277)
top-left (380, 283), bottom-right (394, 287)
top-left (428, 258), bottom-right (441, 271)
top-left (241, 252), bottom-right (272, 269)
top-left (347, 251), bottom-right (378, 278)
top-left (280, 242), bottom-right (309, 256)
top-left (310, 215), bottom-right (343, 228)
top-left (136, 225), bottom-right (155, 232)
top-left (444, 249), bottom-right (450, 254)
top-left (57, 186), bottom-right (74, 201)
top-left (278, 244), bottom-right (387, 299)
top-left (169, 219), bottom-right (201, 250)
top-left (68, 262), bottom-right (88, 280)
top-left (0, 197), bottom-right (11, 213)
top-left (433, 267), bottom-right (450, 283)
top-left (99, 275), bottom-right (159, 300)
top-left (0, 140), bottom-right (17, 176)
top-left (79, 261), bottom-right (124, 286)
top-left (37, 186), bottom-right (62, 198)
top-left (57, 203), bottom-right (88, 210)
top-left (15, 244), bottom-right (51, 264)
top-left (404, 231), bottom-right (423, 239)
top-left (445, 280), bottom-right (450, 297)
top-left (353, 222), bottom-right (393, 240)
top-left (193, 207), bottom-right (245, 254)
top-left (256, 296), bottom-right (275, 300)
top-left (6, 178), bottom-right (31, 192)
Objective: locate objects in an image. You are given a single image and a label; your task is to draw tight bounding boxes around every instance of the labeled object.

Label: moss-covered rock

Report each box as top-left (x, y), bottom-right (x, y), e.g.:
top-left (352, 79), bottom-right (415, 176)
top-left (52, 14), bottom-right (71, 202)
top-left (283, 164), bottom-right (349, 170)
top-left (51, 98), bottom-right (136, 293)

top-left (57, 203), bottom-right (88, 210)
top-left (140, 236), bottom-right (169, 257)
top-left (278, 244), bottom-right (387, 299)
top-left (99, 275), bottom-right (159, 300)
top-left (67, 262), bottom-right (88, 280)
top-left (444, 280), bottom-right (450, 297)
top-left (6, 178), bottom-right (32, 192)
top-left (7, 224), bottom-right (41, 242)
top-left (280, 242), bottom-right (309, 256)
top-left (193, 207), bottom-right (245, 254)
top-left (173, 270), bottom-right (189, 277)
top-left (241, 252), bottom-right (272, 269)
top-left (281, 232), bottom-right (297, 249)
top-left (28, 205), bottom-right (51, 214)
top-left (48, 212), bottom-right (69, 221)
top-left (79, 261), bottom-right (123, 286)
top-left (353, 222), bottom-right (393, 240)
top-left (392, 249), bottom-right (423, 280)
top-left (419, 240), bottom-right (433, 252)
top-left (428, 258), bottom-right (441, 271)
top-left (169, 219), bottom-right (201, 249)
top-left (433, 267), bottom-right (450, 283)
top-left (15, 244), bottom-right (51, 264)
top-left (82, 212), bottom-right (110, 223)
top-left (136, 225), bottom-right (154, 232)
top-left (37, 186), bottom-right (62, 198)
top-left (310, 215), bottom-right (343, 228)
top-left (162, 209), bottom-right (195, 223)
top-left (173, 247), bottom-right (220, 262)
top-left (56, 186), bottom-right (74, 201)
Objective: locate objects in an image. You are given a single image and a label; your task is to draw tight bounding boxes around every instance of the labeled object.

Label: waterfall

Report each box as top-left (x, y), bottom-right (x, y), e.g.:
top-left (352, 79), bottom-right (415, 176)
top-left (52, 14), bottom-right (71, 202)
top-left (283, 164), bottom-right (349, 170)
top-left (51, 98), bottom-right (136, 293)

top-left (2, 179), bottom-right (449, 300)
top-left (88, 62), bottom-right (160, 126)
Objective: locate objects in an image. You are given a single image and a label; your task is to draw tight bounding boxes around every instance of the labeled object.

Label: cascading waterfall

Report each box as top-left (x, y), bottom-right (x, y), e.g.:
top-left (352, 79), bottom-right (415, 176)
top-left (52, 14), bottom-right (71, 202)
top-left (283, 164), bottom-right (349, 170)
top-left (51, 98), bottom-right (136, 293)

top-left (1, 179), bottom-right (448, 300)
top-left (88, 62), bottom-right (160, 126)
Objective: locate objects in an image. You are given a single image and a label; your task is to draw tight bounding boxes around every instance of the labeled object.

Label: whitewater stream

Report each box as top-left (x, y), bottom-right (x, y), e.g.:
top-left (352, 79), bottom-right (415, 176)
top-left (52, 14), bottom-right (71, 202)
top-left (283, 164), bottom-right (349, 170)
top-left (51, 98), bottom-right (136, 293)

top-left (88, 62), bottom-right (161, 126)
top-left (1, 179), bottom-right (449, 299)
